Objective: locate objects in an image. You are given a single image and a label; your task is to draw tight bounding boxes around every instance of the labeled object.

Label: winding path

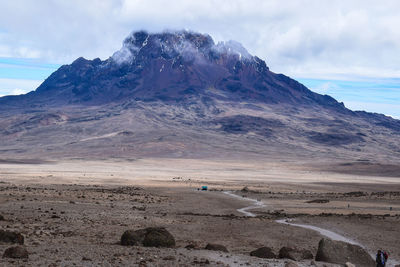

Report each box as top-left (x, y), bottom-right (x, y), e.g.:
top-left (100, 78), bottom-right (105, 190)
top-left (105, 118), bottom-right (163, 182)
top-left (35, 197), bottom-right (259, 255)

top-left (223, 191), bottom-right (266, 217)
top-left (223, 191), bottom-right (400, 267)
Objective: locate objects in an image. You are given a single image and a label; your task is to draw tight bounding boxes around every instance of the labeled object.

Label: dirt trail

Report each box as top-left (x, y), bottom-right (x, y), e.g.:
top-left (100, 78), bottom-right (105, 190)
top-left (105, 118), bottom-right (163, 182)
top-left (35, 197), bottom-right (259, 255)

top-left (223, 191), bottom-right (266, 216)
top-left (222, 191), bottom-right (400, 267)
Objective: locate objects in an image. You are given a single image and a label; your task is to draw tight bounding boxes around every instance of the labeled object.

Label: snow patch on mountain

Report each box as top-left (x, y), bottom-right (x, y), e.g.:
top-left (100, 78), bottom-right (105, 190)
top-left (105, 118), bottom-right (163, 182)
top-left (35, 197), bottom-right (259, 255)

top-left (111, 30), bottom-right (254, 65)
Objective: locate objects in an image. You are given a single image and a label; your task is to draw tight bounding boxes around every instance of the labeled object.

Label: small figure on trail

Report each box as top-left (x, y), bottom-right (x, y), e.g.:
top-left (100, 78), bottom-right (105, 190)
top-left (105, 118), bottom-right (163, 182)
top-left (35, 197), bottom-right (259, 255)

top-left (376, 249), bottom-right (388, 267)
top-left (383, 251), bottom-right (389, 264)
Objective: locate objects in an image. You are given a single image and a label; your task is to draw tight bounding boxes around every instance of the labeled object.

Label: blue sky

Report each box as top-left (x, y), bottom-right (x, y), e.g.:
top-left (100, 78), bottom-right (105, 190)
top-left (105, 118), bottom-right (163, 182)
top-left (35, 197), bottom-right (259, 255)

top-left (298, 78), bottom-right (400, 118)
top-left (0, 0), bottom-right (399, 118)
top-left (0, 57), bottom-right (59, 80)
top-left (0, 57), bottom-right (59, 96)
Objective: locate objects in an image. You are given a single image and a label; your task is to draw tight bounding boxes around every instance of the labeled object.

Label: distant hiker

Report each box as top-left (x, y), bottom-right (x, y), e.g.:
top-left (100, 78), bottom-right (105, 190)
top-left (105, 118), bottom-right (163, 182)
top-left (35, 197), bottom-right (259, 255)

top-left (383, 251), bottom-right (389, 264)
top-left (376, 249), bottom-right (388, 267)
top-left (376, 250), bottom-right (384, 267)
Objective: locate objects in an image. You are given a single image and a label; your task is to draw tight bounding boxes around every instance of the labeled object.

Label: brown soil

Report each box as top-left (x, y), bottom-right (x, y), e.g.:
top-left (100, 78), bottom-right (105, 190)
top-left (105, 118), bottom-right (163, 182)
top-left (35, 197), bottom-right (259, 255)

top-left (0, 158), bottom-right (398, 266)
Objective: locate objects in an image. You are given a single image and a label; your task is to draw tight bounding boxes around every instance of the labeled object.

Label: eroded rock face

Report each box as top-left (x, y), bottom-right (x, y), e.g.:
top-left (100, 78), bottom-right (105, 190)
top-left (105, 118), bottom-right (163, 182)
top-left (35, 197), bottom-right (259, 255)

top-left (315, 238), bottom-right (375, 267)
top-left (0, 230), bottom-right (24, 244)
top-left (120, 227), bottom-right (175, 248)
top-left (278, 246), bottom-right (313, 261)
top-left (3, 246), bottom-right (28, 259)
top-left (250, 247), bottom-right (276, 259)
top-left (204, 243), bottom-right (229, 252)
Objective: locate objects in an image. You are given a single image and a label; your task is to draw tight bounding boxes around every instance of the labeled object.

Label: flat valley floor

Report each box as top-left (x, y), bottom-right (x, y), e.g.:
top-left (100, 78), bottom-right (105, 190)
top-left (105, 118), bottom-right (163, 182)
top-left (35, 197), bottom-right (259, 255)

top-left (0, 158), bottom-right (399, 266)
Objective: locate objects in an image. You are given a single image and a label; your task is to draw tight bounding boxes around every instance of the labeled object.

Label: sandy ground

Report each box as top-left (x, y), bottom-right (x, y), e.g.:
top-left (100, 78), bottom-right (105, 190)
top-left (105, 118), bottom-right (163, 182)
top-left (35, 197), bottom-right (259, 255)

top-left (0, 158), bottom-right (399, 266)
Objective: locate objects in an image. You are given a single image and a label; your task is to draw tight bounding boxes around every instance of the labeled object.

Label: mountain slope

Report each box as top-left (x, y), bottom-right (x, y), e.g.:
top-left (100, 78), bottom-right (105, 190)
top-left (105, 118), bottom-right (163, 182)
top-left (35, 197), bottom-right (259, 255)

top-left (1, 31), bottom-right (342, 108)
top-left (0, 30), bottom-right (399, 164)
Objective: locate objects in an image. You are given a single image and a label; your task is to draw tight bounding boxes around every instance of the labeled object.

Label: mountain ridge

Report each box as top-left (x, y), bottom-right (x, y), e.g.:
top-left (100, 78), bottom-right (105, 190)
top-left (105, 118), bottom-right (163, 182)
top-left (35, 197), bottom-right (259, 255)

top-left (1, 30), bottom-right (344, 109)
top-left (0, 30), bottom-right (399, 163)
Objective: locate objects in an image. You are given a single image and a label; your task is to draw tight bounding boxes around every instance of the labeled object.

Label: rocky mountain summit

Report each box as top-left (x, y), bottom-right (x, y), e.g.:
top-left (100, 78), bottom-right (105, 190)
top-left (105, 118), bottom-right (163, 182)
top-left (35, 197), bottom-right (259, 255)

top-left (0, 30), bottom-right (399, 164)
top-left (2, 31), bottom-right (341, 107)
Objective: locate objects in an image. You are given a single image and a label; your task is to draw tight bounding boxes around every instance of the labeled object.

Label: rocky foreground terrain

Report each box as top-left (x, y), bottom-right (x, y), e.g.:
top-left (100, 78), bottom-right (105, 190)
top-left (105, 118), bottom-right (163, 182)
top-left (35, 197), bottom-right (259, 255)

top-left (0, 159), bottom-right (399, 266)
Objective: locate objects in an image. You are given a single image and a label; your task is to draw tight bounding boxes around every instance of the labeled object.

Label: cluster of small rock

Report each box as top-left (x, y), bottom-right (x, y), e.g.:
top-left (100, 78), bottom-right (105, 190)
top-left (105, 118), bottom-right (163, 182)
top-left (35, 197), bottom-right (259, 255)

top-left (0, 215), bottom-right (28, 261)
top-left (0, 229), bottom-right (28, 259)
top-left (119, 226), bottom-right (381, 267)
top-left (0, 213), bottom-right (392, 267)
top-left (248, 238), bottom-right (379, 267)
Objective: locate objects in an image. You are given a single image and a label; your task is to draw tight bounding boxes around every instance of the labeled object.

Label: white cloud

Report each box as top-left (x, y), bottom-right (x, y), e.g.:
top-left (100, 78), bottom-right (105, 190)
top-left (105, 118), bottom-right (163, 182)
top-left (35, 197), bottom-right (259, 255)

top-left (310, 82), bottom-right (340, 94)
top-left (9, 88), bottom-right (28, 96)
top-left (0, 78), bottom-right (43, 97)
top-left (1, 0), bottom-right (400, 80)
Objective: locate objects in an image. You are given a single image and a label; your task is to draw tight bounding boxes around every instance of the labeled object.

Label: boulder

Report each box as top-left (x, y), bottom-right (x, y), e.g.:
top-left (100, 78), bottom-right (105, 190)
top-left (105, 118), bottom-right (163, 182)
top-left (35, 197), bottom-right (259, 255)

top-left (302, 250), bottom-right (313, 259)
top-left (121, 229), bottom-right (146, 246)
top-left (185, 243), bottom-right (198, 249)
top-left (278, 246), bottom-right (313, 261)
top-left (121, 227), bottom-right (175, 248)
top-left (204, 243), bottom-right (228, 252)
top-left (285, 261), bottom-right (299, 267)
top-left (250, 247), bottom-right (276, 258)
top-left (0, 230), bottom-right (24, 244)
top-left (142, 227), bottom-right (175, 247)
top-left (315, 238), bottom-right (375, 267)
top-left (3, 246), bottom-right (29, 259)
top-left (345, 263), bottom-right (355, 267)
top-left (0, 215), bottom-right (4, 221)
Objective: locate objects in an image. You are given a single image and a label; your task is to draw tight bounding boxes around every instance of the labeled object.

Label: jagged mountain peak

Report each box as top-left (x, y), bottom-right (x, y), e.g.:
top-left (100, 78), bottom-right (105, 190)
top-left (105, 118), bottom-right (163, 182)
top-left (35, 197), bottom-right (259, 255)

top-left (2, 30), bottom-right (340, 109)
top-left (123, 30), bottom-right (215, 51)
top-left (111, 30), bottom-right (256, 66)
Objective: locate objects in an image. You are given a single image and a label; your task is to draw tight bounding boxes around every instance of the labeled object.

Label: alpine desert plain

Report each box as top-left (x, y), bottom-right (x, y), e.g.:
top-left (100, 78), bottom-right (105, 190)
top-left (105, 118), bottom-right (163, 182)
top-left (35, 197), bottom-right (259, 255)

top-left (0, 158), bottom-right (399, 266)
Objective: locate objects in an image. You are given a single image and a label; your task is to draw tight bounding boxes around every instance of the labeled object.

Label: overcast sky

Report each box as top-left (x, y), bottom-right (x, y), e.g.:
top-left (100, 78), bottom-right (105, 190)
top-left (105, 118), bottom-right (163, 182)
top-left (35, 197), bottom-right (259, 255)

top-left (0, 0), bottom-right (399, 117)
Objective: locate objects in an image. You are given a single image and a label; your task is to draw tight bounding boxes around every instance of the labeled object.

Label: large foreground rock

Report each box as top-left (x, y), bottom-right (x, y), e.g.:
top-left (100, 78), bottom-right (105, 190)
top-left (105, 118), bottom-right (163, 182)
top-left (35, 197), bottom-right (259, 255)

top-left (315, 238), bottom-right (375, 267)
top-left (3, 246), bottom-right (29, 259)
top-left (121, 227), bottom-right (175, 248)
top-left (250, 247), bottom-right (276, 258)
top-left (278, 246), bottom-right (313, 261)
top-left (204, 243), bottom-right (228, 252)
top-left (0, 230), bottom-right (24, 244)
